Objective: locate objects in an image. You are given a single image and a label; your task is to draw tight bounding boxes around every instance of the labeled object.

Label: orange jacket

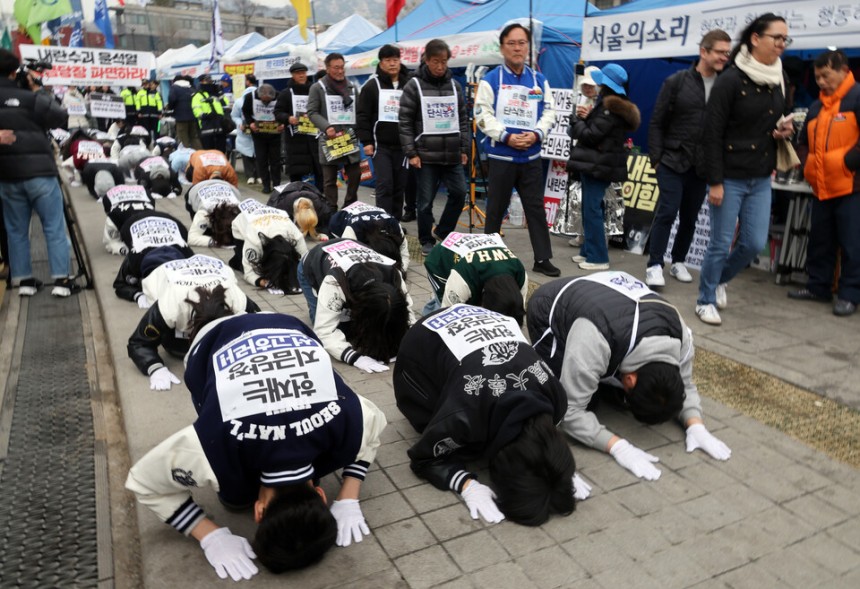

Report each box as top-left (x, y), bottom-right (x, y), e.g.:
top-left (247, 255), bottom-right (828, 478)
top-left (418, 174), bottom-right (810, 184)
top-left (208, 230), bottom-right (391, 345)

top-left (801, 71), bottom-right (860, 200)
top-left (187, 150), bottom-right (239, 187)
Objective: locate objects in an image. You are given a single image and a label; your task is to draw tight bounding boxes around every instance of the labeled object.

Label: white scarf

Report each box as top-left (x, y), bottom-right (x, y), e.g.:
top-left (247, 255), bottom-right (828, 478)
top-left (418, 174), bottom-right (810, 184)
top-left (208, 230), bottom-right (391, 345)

top-left (735, 45), bottom-right (784, 95)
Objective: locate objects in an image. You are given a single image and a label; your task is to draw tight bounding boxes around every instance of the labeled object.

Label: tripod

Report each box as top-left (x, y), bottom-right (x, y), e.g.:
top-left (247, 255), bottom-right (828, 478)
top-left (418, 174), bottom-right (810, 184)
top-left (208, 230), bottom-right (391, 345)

top-left (60, 179), bottom-right (93, 289)
top-left (459, 75), bottom-right (488, 233)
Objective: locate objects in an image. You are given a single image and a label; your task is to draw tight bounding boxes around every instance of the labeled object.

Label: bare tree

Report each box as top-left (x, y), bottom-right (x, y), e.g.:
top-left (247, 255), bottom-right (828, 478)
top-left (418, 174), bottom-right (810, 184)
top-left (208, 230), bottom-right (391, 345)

top-left (232, 0), bottom-right (259, 34)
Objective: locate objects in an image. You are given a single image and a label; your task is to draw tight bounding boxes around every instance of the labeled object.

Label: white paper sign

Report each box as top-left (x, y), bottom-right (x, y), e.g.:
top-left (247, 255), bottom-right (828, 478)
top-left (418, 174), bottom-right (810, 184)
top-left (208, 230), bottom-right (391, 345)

top-left (214, 328), bottom-right (338, 421)
top-left (441, 232), bottom-right (507, 256)
top-left (423, 304), bottom-right (528, 362)
top-left (105, 185), bottom-right (149, 208)
top-left (159, 255), bottom-right (235, 288)
top-left (20, 45), bottom-right (156, 88)
top-left (88, 93), bottom-right (126, 119)
top-left (76, 140), bottom-right (106, 160)
top-left (129, 217), bottom-right (185, 252)
top-left (322, 239), bottom-right (394, 272)
top-left (138, 156), bottom-right (168, 173)
top-left (378, 89), bottom-right (402, 123)
top-left (342, 201), bottom-right (385, 215)
top-left (540, 88), bottom-right (574, 161)
top-left (196, 183), bottom-right (240, 210)
top-left (199, 152), bottom-right (228, 167)
top-left (325, 94), bottom-right (356, 125)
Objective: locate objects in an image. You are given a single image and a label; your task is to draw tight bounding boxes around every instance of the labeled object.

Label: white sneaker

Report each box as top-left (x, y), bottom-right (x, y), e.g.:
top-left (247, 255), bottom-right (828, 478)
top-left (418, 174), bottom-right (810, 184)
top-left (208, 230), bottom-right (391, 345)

top-left (568, 236), bottom-right (583, 247)
top-left (716, 283), bottom-right (727, 309)
top-left (572, 255), bottom-right (586, 263)
top-left (670, 263), bottom-right (693, 283)
top-left (696, 304), bottom-right (722, 325)
top-left (579, 261), bottom-right (610, 271)
top-left (247, 177), bottom-right (255, 185)
top-left (645, 265), bottom-right (665, 287)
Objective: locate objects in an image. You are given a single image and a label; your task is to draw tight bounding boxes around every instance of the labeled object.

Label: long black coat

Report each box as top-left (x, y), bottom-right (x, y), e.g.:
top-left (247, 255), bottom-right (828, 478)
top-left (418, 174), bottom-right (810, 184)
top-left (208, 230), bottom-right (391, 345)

top-left (274, 79), bottom-right (317, 177)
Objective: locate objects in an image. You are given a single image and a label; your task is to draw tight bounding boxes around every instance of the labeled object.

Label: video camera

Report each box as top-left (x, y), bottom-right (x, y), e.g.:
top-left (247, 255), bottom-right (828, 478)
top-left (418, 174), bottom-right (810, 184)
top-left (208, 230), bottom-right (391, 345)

top-left (16, 58), bottom-right (53, 90)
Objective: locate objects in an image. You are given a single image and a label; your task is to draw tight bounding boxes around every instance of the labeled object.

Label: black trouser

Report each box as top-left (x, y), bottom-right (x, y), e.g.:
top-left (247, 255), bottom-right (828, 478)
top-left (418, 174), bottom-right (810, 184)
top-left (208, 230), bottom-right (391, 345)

top-left (200, 130), bottom-right (226, 153)
top-left (373, 144), bottom-right (407, 219)
top-left (253, 133), bottom-right (282, 190)
top-left (807, 191), bottom-right (860, 303)
top-left (322, 161), bottom-right (361, 210)
top-left (289, 155), bottom-right (324, 192)
top-left (648, 165), bottom-right (707, 267)
top-left (404, 167), bottom-right (418, 214)
top-left (484, 158), bottom-right (553, 262)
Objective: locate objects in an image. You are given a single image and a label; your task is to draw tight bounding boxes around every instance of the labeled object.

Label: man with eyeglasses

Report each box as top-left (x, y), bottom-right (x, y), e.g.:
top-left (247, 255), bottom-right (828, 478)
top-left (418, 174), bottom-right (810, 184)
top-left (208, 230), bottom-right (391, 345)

top-left (475, 23), bottom-right (560, 277)
top-left (645, 29), bottom-right (731, 288)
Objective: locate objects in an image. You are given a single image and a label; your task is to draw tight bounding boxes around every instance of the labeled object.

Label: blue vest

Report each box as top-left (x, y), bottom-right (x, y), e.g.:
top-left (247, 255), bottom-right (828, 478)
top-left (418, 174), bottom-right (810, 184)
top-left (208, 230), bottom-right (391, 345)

top-left (481, 65), bottom-right (548, 163)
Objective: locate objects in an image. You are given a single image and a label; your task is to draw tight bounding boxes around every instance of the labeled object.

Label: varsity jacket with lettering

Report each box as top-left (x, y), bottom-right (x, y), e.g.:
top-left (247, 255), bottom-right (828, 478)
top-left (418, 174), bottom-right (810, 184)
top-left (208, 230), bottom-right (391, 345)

top-left (301, 238), bottom-right (416, 365)
top-left (392, 306), bottom-right (566, 492)
top-left (526, 275), bottom-right (702, 450)
top-left (424, 238), bottom-right (527, 308)
top-left (125, 313), bottom-right (387, 534)
top-left (474, 64), bottom-right (556, 163)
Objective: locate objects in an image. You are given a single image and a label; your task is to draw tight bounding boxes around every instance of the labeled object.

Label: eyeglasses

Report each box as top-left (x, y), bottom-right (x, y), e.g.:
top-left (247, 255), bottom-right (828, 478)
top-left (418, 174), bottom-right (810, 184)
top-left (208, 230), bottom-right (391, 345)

top-left (707, 48), bottom-right (732, 57)
top-left (503, 40), bottom-right (529, 47)
top-left (760, 33), bottom-right (793, 46)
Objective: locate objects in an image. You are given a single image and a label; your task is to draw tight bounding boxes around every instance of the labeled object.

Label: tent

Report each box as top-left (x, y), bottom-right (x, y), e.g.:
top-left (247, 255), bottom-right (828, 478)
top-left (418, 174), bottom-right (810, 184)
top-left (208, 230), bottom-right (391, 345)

top-left (236, 25), bottom-right (316, 60)
top-left (342, 0), bottom-right (596, 89)
top-left (159, 33), bottom-right (269, 79)
top-left (581, 0), bottom-right (860, 146)
top-left (317, 15), bottom-right (382, 52)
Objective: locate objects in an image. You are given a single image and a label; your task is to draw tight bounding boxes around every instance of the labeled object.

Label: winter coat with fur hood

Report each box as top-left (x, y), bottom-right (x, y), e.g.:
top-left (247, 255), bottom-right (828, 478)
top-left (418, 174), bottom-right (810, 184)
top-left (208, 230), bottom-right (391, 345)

top-left (567, 93), bottom-right (640, 182)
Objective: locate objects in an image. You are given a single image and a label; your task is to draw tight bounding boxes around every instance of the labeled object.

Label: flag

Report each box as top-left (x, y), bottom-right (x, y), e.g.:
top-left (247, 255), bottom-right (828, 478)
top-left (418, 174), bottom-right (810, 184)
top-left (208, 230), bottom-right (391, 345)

top-left (291, 0), bottom-right (311, 41)
top-left (1, 27), bottom-right (12, 51)
top-left (94, 0), bottom-right (114, 49)
top-left (40, 21), bottom-right (52, 45)
top-left (68, 20), bottom-right (83, 47)
top-left (26, 0), bottom-right (73, 28)
top-left (209, 0), bottom-right (225, 71)
top-left (386, 0), bottom-right (405, 28)
top-left (13, 0), bottom-right (42, 42)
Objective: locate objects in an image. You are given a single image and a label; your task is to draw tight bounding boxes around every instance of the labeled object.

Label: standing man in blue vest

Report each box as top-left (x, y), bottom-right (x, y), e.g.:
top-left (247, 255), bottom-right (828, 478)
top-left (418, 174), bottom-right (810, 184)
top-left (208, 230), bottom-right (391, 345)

top-left (475, 23), bottom-right (559, 277)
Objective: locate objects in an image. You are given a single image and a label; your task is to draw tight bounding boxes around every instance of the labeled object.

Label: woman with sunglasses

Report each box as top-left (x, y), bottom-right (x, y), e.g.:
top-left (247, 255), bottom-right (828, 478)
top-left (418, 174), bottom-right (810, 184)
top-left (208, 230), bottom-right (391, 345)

top-left (696, 13), bottom-right (794, 325)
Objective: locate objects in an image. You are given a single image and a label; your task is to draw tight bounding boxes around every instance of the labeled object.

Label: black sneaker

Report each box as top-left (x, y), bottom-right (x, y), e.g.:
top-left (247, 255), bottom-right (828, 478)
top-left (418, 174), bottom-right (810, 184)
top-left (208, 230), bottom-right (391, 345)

top-left (18, 278), bottom-right (43, 297)
top-left (833, 299), bottom-right (857, 317)
top-left (533, 260), bottom-right (561, 277)
top-left (421, 242), bottom-right (434, 256)
top-left (401, 211), bottom-right (416, 222)
top-left (787, 288), bottom-right (831, 302)
top-left (52, 277), bottom-right (81, 298)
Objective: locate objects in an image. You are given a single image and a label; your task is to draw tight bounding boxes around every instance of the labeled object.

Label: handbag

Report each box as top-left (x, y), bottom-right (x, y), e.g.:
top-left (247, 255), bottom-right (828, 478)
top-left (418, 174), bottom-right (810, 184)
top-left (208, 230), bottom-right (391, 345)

top-left (775, 139), bottom-right (800, 172)
top-left (220, 113), bottom-right (237, 134)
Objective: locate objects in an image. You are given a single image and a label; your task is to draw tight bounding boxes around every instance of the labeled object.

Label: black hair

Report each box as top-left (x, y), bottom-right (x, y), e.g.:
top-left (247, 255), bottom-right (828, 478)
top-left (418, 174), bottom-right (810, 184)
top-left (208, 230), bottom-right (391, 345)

top-left (185, 284), bottom-right (233, 341)
top-left (253, 484), bottom-right (337, 574)
top-left (0, 49), bottom-right (20, 77)
top-left (208, 202), bottom-right (240, 247)
top-left (378, 44), bottom-right (402, 60)
top-left (149, 176), bottom-right (172, 198)
top-left (325, 53), bottom-right (345, 66)
top-left (424, 39), bottom-right (451, 60)
top-left (499, 23), bottom-right (531, 45)
top-left (363, 221), bottom-right (404, 271)
top-left (481, 274), bottom-right (524, 326)
top-left (813, 49), bottom-right (850, 71)
top-left (246, 74), bottom-right (258, 86)
top-left (253, 234), bottom-right (302, 294)
top-left (729, 13), bottom-right (787, 64)
top-left (489, 414), bottom-right (576, 526)
top-left (626, 362), bottom-right (686, 425)
top-left (334, 263), bottom-right (409, 360)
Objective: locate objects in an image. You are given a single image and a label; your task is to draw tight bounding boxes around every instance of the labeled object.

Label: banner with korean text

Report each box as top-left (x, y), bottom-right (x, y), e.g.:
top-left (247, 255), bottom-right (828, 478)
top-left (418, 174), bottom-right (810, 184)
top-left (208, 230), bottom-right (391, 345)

top-left (20, 45), bottom-right (156, 87)
top-left (581, 0), bottom-right (860, 60)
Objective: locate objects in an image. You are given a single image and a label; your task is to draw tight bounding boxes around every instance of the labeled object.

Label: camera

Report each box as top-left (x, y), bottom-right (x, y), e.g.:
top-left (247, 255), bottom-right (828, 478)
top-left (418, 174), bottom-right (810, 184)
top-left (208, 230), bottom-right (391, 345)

top-left (15, 58), bottom-right (52, 90)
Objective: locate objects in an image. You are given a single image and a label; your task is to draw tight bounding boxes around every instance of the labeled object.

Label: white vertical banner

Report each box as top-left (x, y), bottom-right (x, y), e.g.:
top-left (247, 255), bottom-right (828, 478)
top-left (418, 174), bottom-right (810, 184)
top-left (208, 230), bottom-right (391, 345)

top-left (582, 0), bottom-right (860, 60)
top-left (210, 0), bottom-right (225, 71)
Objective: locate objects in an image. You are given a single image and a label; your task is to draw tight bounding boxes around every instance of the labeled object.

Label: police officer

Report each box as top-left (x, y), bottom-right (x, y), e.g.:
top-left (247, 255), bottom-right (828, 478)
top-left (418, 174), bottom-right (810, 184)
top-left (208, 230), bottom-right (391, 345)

top-left (192, 74), bottom-right (227, 153)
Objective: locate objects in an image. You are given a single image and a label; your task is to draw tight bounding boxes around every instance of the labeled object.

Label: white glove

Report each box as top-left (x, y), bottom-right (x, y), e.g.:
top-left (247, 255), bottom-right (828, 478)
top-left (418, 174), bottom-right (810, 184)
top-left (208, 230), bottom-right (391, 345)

top-left (460, 481), bottom-right (505, 524)
top-left (329, 499), bottom-right (370, 547)
top-left (266, 286), bottom-right (284, 295)
top-left (609, 439), bottom-right (662, 481)
top-left (354, 355), bottom-right (389, 373)
top-left (136, 293), bottom-right (151, 309)
top-left (149, 366), bottom-right (181, 391)
top-left (166, 192), bottom-right (177, 199)
top-left (199, 527), bottom-right (259, 581)
top-left (151, 192), bottom-right (163, 199)
top-left (685, 423), bottom-right (732, 460)
top-left (572, 472), bottom-right (592, 501)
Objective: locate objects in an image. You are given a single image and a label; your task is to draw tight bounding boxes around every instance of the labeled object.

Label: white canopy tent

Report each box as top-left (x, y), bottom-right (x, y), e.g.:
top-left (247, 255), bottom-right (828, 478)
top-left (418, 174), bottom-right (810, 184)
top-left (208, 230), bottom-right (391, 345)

top-left (316, 14), bottom-right (382, 52)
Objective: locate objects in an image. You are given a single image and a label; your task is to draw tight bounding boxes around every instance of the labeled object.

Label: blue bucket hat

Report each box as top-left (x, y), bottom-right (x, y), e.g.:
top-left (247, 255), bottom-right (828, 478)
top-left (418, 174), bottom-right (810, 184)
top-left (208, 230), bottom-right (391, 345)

top-left (591, 63), bottom-right (628, 96)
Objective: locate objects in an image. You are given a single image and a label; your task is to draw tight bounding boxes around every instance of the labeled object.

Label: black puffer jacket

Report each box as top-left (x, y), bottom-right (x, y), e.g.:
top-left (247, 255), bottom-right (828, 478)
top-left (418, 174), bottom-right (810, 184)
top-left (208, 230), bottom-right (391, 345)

top-left (648, 65), bottom-right (710, 176)
top-left (703, 65), bottom-right (788, 185)
top-left (267, 181), bottom-right (333, 230)
top-left (357, 65), bottom-right (413, 149)
top-left (274, 80), bottom-right (318, 177)
top-left (399, 64), bottom-right (469, 165)
top-left (568, 94), bottom-right (640, 182)
top-left (0, 79), bottom-right (68, 180)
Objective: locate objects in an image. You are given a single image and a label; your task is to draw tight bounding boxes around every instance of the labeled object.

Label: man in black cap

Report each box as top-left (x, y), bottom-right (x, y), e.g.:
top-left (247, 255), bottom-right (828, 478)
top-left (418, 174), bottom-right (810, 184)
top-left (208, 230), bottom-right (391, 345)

top-left (275, 62), bottom-right (324, 189)
top-left (357, 45), bottom-right (413, 219)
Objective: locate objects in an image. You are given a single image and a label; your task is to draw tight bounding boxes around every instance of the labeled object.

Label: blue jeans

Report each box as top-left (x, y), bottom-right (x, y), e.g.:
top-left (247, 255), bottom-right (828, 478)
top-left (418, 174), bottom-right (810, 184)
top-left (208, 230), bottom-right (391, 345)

top-left (649, 166), bottom-right (707, 267)
top-left (697, 177), bottom-right (771, 305)
top-left (415, 163), bottom-right (467, 246)
top-left (296, 258), bottom-right (318, 324)
top-left (580, 174), bottom-right (610, 264)
top-left (0, 176), bottom-right (71, 282)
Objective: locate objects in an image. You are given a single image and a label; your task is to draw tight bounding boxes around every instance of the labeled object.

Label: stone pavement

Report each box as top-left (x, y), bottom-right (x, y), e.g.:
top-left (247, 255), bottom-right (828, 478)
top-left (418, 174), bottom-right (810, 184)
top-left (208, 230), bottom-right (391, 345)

top-left (65, 181), bottom-right (859, 588)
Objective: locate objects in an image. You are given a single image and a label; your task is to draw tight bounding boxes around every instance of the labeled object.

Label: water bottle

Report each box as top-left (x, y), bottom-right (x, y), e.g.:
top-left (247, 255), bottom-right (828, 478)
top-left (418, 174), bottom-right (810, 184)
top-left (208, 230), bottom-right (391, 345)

top-left (508, 191), bottom-right (524, 226)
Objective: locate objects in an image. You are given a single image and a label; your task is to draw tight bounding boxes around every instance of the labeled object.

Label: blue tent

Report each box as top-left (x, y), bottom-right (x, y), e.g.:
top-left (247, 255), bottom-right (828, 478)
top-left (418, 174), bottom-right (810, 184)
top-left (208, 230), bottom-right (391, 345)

top-left (343, 0), bottom-right (597, 89)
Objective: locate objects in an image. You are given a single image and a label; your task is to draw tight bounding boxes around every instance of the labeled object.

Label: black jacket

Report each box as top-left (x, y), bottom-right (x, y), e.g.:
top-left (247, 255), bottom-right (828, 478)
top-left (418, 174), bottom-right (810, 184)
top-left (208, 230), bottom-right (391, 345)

top-left (648, 65), bottom-right (710, 176)
top-left (166, 81), bottom-right (195, 122)
top-left (703, 65), bottom-right (789, 185)
top-left (274, 80), bottom-right (317, 177)
top-left (399, 64), bottom-right (469, 165)
top-left (393, 306), bottom-right (567, 492)
top-left (82, 161), bottom-right (124, 198)
top-left (0, 78), bottom-right (68, 180)
top-left (267, 181), bottom-right (332, 231)
top-left (568, 94), bottom-right (640, 182)
top-left (357, 65), bottom-right (413, 149)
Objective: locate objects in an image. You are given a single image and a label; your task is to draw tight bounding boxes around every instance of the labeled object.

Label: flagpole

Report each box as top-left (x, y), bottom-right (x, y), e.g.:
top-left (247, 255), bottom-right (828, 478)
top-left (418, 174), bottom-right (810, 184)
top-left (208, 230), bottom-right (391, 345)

top-left (310, 0), bottom-right (319, 53)
top-left (528, 0), bottom-right (533, 68)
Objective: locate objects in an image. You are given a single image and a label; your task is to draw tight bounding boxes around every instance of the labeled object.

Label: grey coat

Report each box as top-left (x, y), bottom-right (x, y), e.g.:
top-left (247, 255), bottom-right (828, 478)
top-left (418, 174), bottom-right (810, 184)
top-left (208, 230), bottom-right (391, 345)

top-left (306, 76), bottom-right (361, 166)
